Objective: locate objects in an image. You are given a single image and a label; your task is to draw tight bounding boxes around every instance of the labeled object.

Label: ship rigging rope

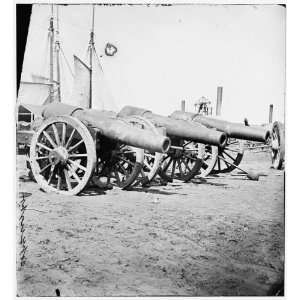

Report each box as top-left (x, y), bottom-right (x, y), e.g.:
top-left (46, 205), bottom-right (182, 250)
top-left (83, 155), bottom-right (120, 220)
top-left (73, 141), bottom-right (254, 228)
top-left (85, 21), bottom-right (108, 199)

top-left (60, 46), bottom-right (74, 78)
top-left (93, 46), bottom-right (104, 73)
top-left (39, 34), bottom-right (51, 78)
top-left (92, 46), bottom-right (117, 109)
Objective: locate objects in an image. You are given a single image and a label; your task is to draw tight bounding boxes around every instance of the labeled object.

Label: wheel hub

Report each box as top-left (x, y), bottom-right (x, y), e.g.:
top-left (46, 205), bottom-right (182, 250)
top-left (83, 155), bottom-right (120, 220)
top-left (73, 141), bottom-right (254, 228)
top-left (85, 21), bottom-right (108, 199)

top-left (49, 146), bottom-right (69, 165)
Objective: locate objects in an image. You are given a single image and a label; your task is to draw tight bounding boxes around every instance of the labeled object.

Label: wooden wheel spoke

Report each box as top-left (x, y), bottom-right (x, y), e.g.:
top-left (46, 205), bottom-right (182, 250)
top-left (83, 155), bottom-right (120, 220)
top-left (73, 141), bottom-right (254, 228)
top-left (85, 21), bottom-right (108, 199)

top-left (57, 171), bottom-right (62, 190)
top-left (63, 169), bottom-right (72, 190)
top-left (67, 165), bottom-right (81, 183)
top-left (42, 131), bottom-right (57, 148)
top-left (65, 128), bottom-right (76, 149)
top-left (181, 158), bottom-right (192, 172)
top-left (222, 151), bottom-right (236, 162)
top-left (68, 153), bottom-right (88, 158)
top-left (163, 157), bottom-right (173, 172)
top-left (35, 156), bottom-right (49, 161)
top-left (144, 160), bottom-right (152, 171)
top-left (47, 165), bottom-right (55, 184)
top-left (117, 156), bottom-right (135, 166)
top-left (217, 158), bottom-right (221, 171)
top-left (177, 159), bottom-right (185, 176)
top-left (223, 160), bottom-right (231, 168)
top-left (161, 154), bottom-right (170, 162)
top-left (39, 163), bottom-right (52, 174)
top-left (37, 142), bottom-right (52, 152)
top-left (68, 139), bottom-right (84, 153)
top-left (68, 159), bottom-right (87, 172)
top-left (171, 159), bottom-right (176, 178)
top-left (52, 124), bottom-right (61, 146)
top-left (61, 123), bottom-right (67, 146)
top-left (117, 163), bottom-right (129, 176)
top-left (182, 140), bottom-right (192, 147)
top-left (218, 155), bottom-right (232, 166)
top-left (183, 153), bottom-right (197, 161)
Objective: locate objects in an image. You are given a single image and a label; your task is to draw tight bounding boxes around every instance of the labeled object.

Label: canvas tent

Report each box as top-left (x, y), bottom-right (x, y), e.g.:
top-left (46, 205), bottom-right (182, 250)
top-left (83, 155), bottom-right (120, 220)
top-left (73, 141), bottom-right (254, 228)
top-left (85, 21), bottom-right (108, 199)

top-left (17, 4), bottom-right (118, 117)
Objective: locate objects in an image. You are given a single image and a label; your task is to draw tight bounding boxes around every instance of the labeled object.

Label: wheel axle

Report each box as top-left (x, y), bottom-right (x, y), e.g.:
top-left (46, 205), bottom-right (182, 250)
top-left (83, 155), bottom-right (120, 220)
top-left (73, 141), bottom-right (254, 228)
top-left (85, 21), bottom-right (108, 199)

top-left (49, 147), bottom-right (69, 165)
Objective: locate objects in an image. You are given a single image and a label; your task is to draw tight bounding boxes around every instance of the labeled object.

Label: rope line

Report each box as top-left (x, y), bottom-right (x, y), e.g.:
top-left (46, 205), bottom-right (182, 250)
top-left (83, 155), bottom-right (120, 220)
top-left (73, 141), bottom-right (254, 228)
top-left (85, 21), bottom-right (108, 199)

top-left (60, 46), bottom-right (74, 78)
top-left (93, 46), bottom-right (104, 72)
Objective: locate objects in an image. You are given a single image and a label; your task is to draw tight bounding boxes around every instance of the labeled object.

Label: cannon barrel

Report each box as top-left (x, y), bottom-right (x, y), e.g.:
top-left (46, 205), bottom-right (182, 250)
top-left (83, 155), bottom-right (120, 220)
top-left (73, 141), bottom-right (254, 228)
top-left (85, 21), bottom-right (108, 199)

top-left (41, 103), bottom-right (171, 153)
top-left (118, 106), bottom-right (227, 147)
top-left (171, 110), bottom-right (270, 143)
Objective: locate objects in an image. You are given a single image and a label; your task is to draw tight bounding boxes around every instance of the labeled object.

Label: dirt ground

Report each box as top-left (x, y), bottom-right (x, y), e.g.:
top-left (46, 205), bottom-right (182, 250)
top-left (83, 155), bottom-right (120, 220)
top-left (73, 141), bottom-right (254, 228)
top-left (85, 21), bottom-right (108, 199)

top-left (16, 151), bottom-right (284, 297)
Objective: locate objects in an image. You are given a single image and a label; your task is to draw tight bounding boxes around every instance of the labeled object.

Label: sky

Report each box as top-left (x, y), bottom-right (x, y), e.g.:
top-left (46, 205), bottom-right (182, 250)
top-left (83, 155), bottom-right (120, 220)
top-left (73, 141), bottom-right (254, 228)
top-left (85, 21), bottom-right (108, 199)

top-left (20, 4), bottom-right (285, 124)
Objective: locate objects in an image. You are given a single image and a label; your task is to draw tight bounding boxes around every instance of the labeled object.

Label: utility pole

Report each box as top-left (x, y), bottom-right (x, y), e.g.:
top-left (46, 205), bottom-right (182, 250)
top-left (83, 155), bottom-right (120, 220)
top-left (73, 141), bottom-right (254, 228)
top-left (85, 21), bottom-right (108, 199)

top-left (49, 5), bottom-right (55, 102)
top-left (269, 104), bottom-right (273, 124)
top-left (55, 5), bottom-right (61, 102)
top-left (216, 86), bottom-right (223, 116)
top-left (181, 100), bottom-right (186, 112)
top-left (88, 4), bottom-right (95, 109)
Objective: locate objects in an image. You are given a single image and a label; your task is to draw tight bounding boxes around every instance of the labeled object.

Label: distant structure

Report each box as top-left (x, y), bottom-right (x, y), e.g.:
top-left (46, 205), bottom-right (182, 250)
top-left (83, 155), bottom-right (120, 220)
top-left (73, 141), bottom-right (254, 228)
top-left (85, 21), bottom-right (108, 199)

top-left (181, 100), bottom-right (186, 112)
top-left (269, 104), bottom-right (273, 124)
top-left (194, 96), bottom-right (212, 116)
top-left (216, 86), bottom-right (223, 116)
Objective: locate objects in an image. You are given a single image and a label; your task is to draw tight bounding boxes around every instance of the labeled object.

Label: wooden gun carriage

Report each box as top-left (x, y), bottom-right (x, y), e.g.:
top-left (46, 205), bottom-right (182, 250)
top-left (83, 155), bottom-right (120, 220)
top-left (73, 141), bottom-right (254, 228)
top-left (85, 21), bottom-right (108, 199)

top-left (117, 105), bottom-right (227, 183)
top-left (28, 103), bottom-right (227, 195)
top-left (29, 103), bottom-right (171, 195)
top-left (169, 110), bottom-right (284, 177)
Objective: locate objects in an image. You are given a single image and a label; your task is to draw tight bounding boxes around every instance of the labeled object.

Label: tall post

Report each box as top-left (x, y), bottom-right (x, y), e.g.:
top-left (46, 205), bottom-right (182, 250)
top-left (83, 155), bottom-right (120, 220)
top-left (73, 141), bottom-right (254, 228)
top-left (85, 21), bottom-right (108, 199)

top-left (216, 86), bottom-right (223, 116)
top-left (55, 5), bottom-right (61, 102)
top-left (49, 5), bottom-right (55, 102)
top-left (181, 100), bottom-right (185, 112)
top-left (88, 5), bottom-right (95, 109)
top-left (269, 104), bottom-right (273, 124)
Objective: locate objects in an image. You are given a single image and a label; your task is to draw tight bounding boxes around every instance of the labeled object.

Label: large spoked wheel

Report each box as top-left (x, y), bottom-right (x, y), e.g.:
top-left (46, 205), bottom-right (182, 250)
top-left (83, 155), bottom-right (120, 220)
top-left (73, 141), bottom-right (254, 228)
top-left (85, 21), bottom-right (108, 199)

top-left (270, 121), bottom-right (285, 169)
top-left (211, 138), bottom-right (244, 174)
top-left (30, 116), bottom-right (96, 195)
top-left (94, 132), bottom-right (144, 189)
top-left (159, 139), bottom-right (203, 182)
top-left (196, 143), bottom-right (219, 177)
top-left (124, 115), bottom-right (165, 186)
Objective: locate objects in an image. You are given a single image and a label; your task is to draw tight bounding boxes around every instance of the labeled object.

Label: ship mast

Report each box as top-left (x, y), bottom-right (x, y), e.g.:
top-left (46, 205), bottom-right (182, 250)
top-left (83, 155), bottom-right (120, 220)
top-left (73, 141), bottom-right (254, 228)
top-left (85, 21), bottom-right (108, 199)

top-left (88, 4), bottom-right (95, 109)
top-left (49, 4), bottom-right (55, 102)
top-left (55, 5), bottom-right (61, 102)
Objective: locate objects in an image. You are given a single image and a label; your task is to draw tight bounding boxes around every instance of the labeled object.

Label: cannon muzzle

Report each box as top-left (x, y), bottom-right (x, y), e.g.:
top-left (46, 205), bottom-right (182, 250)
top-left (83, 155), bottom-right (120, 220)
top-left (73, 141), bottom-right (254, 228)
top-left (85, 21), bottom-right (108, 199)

top-left (171, 111), bottom-right (270, 143)
top-left (118, 106), bottom-right (227, 147)
top-left (42, 103), bottom-right (171, 153)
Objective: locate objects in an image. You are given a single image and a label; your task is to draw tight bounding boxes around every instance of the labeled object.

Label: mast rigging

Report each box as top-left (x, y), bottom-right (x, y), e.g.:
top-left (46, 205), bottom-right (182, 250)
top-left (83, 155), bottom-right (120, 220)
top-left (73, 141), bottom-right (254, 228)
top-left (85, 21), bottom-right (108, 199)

top-left (88, 4), bottom-right (95, 109)
top-left (48, 4), bottom-right (55, 102)
top-left (55, 5), bottom-right (61, 102)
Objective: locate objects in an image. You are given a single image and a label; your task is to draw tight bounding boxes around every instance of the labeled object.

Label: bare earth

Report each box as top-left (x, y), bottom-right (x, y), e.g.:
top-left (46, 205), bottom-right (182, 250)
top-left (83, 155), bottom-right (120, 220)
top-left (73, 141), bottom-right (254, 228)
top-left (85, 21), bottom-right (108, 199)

top-left (16, 151), bottom-right (284, 297)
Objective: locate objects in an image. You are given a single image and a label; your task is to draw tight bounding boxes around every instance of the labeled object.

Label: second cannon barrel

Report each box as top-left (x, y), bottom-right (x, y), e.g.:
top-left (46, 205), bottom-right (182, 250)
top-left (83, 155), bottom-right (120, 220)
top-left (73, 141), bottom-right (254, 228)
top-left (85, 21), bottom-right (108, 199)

top-left (118, 105), bottom-right (227, 147)
top-left (170, 110), bottom-right (270, 143)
